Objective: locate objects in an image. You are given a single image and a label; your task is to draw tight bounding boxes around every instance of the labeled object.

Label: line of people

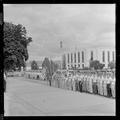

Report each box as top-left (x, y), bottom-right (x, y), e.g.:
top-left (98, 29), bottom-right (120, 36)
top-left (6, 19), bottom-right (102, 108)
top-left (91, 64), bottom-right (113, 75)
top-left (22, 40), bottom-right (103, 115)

top-left (51, 70), bottom-right (115, 98)
top-left (24, 70), bottom-right (115, 99)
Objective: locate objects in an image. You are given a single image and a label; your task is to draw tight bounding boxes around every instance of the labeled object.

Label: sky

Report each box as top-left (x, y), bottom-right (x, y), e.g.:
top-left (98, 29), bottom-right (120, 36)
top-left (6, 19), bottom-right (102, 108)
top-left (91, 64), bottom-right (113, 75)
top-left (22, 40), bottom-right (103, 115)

top-left (4, 4), bottom-right (115, 61)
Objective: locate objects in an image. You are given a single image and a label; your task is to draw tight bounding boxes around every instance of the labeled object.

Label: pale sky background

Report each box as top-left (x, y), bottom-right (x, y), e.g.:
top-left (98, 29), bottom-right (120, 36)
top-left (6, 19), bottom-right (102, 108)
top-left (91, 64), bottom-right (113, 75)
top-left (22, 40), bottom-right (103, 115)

top-left (4, 4), bottom-right (115, 61)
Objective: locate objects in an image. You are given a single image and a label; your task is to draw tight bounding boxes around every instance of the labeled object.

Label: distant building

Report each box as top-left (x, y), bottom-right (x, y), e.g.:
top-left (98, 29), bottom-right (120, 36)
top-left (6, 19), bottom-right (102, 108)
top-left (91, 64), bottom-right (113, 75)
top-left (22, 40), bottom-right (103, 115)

top-left (62, 47), bottom-right (115, 69)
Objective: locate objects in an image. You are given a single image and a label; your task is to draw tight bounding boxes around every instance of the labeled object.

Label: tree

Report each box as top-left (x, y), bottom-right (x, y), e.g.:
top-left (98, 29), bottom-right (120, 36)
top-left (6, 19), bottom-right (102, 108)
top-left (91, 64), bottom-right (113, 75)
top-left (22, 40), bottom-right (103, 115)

top-left (50, 60), bottom-right (59, 75)
top-left (4, 22), bottom-right (32, 71)
top-left (42, 57), bottom-right (51, 81)
top-left (42, 58), bottom-right (59, 86)
top-left (108, 61), bottom-right (115, 69)
top-left (89, 60), bottom-right (105, 70)
top-left (31, 60), bottom-right (39, 70)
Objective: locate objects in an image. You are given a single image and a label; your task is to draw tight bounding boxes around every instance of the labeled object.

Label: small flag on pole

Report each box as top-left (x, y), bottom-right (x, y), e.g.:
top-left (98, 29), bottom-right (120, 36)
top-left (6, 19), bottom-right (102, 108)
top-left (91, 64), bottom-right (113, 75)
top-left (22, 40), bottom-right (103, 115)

top-left (60, 41), bottom-right (62, 48)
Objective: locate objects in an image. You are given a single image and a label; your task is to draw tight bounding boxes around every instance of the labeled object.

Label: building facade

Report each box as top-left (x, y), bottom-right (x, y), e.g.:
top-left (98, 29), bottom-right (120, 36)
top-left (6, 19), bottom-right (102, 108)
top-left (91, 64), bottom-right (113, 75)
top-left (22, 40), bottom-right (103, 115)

top-left (62, 47), bottom-right (115, 69)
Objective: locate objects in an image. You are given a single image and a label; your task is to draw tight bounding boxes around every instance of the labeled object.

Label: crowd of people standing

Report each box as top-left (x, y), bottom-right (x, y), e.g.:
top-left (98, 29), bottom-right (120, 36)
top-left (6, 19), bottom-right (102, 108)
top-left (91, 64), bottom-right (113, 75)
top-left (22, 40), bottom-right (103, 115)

top-left (51, 70), bottom-right (115, 98)
top-left (12, 69), bottom-right (115, 99)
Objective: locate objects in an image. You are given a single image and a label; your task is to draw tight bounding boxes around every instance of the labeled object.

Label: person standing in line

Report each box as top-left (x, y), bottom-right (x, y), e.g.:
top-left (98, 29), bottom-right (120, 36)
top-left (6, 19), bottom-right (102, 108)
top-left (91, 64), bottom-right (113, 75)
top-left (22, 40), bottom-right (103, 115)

top-left (65, 76), bottom-right (68, 90)
top-left (77, 73), bottom-right (81, 92)
top-left (103, 72), bottom-right (107, 97)
top-left (85, 72), bottom-right (88, 93)
top-left (83, 72), bottom-right (86, 92)
top-left (74, 74), bottom-right (78, 91)
top-left (72, 74), bottom-right (76, 91)
top-left (65, 73), bottom-right (68, 89)
top-left (69, 74), bottom-right (72, 90)
top-left (70, 74), bottom-right (73, 90)
top-left (101, 72), bottom-right (104, 96)
top-left (111, 80), bottom-right (115, 98)
top-left (84, 72), bottom-right (87, 93)
top-left (64, 75), bottom-right (66, 90)
top-left (97, 72), bottom-right (100, 95)
top-left (89, 72), bottom-right (93, 94)
top-left (96, 72), bottom-right (99, 95)
top-left (88, 72), bottom-right (91, 93)
top-left (113, 71), bottom-right (115, 98)
top-left (106, 73), bottom-right (110, 97)
top-left (61, 74), bottom-right (64, 89)
top-left (94, 72), bottom-right (97, 94)
top-left (62, 75), bottom-right (65, 89)
top-left (92, 73), bottom-right (95, 94)
top-left (94, 72), bottom-right (98, 94)
top-left (67, 75), bottom-right (70, 90)
top-left (87, 72), bottom-right (90, 93)
top-left (86, 72), bottom-right (89, 93)
top-left (54, 73), bottom-right (57, 87)
top-left (101, 72), bottom-right (105, 96)
top-left (81, 72), bottom-right (84, 92)
top-left (71, 74), bottom-right (74, 91)
top-left (99, 73), bottom-right (103, 96)
top-left (111, 72), bottom-right (115, 98)
top-left (76, 73), bottom-right (79, 91)
top-left (68, 75), bottom-right (71, 90)
top-left (109, 73), bottom-right (114, 98)
top-left (66, 76), bottom-right (69, 90)
top-left (55, 73), bottom-right (58, 87)
top-left (86, 72), bottom-right (88, 93)
top-left (111, 71), bottom-right (115, 98)
top-left (83, 72), bottom-right (85, 92)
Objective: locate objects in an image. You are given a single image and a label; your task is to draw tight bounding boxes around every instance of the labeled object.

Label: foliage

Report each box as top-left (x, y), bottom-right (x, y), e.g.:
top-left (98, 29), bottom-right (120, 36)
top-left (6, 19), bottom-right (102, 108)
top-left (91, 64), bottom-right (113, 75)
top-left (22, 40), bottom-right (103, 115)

top-left (4, 22), bottom-right (32, 71)
top-left (108, 61), bottom-right (115, 69)
top-left (89, 60), bottom-right (105, 70)
top-left (31, 60), bottom-right (39, 70)
top-left (42, 57), bottom-right (59, 81)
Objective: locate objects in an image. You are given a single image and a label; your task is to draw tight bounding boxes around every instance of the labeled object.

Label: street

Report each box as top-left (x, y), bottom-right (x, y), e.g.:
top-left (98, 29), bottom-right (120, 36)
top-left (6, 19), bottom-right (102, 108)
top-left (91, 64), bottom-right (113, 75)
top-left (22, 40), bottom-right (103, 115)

top-left (4, 76), bottom-right (115, 116)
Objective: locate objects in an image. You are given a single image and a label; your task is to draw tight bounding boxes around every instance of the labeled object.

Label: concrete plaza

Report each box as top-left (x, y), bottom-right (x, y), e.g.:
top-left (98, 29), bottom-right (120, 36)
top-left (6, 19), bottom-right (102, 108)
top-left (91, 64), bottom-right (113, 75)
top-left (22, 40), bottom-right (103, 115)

top-left (4, 76), bottom-right (115, 116)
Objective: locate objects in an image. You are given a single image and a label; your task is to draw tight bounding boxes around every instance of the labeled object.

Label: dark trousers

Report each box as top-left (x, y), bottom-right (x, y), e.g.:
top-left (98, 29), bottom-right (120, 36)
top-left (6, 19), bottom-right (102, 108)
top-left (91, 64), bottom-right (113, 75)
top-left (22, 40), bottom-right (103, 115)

top-left (49, 80), bottom-right (51, 86)
top-left (75, 81), bottom-right (78, 91)
top-left (107, 84), bottom-right (112, 97)
top-left (93, 82), bottom-right (98, 94)
top-left (79, 81), bottom-right (82, 92)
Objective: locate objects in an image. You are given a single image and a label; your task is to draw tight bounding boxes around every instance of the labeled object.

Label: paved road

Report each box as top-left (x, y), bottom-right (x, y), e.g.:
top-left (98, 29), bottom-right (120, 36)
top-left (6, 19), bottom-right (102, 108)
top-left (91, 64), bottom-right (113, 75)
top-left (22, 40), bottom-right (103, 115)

top-left (4, 77), bottom-right (115, 116)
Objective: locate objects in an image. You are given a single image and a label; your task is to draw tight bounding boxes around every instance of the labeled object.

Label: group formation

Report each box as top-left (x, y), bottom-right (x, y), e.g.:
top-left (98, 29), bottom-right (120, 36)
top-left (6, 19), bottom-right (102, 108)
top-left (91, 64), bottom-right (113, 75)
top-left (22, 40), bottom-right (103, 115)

top-left (51, 70), bottom-right (115, 99)
top-left (24, 71), bottom-right (45, 80)
top-left (24, 69), bottom-right (115, 99)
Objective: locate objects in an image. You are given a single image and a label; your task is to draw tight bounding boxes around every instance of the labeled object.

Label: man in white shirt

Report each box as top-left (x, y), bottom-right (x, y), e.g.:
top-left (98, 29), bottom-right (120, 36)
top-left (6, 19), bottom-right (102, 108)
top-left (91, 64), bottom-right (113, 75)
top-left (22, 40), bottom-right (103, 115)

top-left (110, 72), bottom-right (115, 98)
top-left (99, 73), bottom-right (103, 96)
top-left (103, 72), bottom-right (107, 97)
top-left (88, 72), bottom-right (92, 94)
top-left (96, 72), bottom-right (100, 95)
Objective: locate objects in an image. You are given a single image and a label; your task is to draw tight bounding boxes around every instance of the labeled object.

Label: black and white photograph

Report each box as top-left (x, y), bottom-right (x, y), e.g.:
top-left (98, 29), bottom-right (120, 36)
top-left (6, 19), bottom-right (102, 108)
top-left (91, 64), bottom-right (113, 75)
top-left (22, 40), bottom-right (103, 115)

top-left (3, 4), bottom-right (115, 116)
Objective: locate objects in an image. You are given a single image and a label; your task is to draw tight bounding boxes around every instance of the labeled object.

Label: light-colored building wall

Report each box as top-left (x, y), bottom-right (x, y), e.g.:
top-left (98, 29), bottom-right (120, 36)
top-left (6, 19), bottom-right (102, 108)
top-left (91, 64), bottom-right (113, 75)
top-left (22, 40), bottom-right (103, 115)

top-left (62, 47), bottom-right (115, 69)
